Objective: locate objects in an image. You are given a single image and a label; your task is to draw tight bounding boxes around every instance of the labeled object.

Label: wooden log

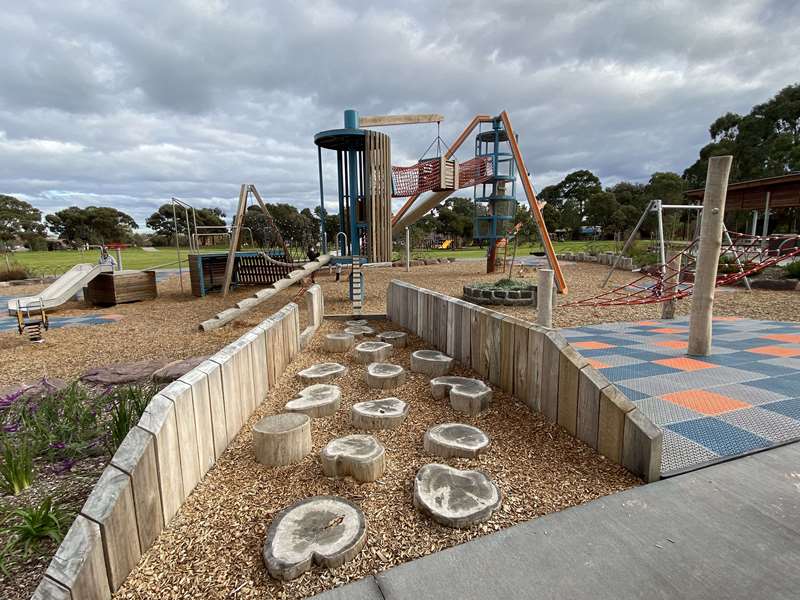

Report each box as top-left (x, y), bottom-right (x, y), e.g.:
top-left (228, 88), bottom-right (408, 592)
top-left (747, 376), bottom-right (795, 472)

top-left (284, 384), bottom-right (341, 418)
top-left (364, 363), bottom-right (406, 390)
top-left (350, 397), bottom-right (408, 430)
top-left (253, 413), bottom-right (311, 466)
top-left (297, 362), bottom-right (347, 384)
top-left (413, 464), bottom-right (500, 528)
top-left (353, 341), bottom-right (393, 364)
top-left (377, 330), bottom-right (408, 348)
top-left (320, 434), bottom-right (386, 482)
top-left (423, 423), bottom-right (490, 458)
top-left (324, 333), bottom-right (355, 353)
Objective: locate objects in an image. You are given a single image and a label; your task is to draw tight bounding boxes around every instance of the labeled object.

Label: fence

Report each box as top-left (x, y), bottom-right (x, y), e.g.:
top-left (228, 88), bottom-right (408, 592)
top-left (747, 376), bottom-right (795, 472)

top-left (386, 280), bottom-right (661, 482)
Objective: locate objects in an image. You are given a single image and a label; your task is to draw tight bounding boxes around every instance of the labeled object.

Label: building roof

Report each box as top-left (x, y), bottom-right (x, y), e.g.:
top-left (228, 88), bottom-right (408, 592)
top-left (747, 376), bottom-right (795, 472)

top-left (686, 172), bottom-right (800, 210)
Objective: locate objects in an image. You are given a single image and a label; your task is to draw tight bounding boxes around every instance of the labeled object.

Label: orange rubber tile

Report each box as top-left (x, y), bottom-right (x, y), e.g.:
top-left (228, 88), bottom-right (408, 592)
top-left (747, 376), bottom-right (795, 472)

top-left (572, 341), bottom-right (615, 350)
top-left (650, 327), bottom-right (688, 334)
top-left (662, 389), bottom-right (750, 415)
top-left (747, 345), bottom-right (800, 357)
top-left (638, 321), bottom-right (662, 326)
top-left (713, 316), bottom-right (743, 321)
top-left (655, 340), bottom-right (688, 349)
top-left (654, 357), bottom-right (717, 371)
top-left (586, 358), bottom-right (610, 369)
top-left (761, 333), bottom-right (800, 344)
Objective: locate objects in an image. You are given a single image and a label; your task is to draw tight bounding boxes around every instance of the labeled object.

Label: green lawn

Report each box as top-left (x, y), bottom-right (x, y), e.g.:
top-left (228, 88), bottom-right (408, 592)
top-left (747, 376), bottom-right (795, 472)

top-left (8, 248), bottom-right (192, 276)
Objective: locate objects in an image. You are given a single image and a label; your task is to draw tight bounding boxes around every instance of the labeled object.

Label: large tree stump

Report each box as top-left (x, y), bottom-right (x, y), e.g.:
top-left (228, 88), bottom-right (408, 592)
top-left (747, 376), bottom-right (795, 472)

top-left (377, 331), bottom-right (408, 348)
top-left (346, 319), bottom-right (369, 327)
top-left (411, 350), bottom-right (455, 377)
top-left (430, 376), bottom-right (492, 415)
top-left (353, 341), bottom-right (393, 364)
top-left (365, 363), bottom-right (406, 390)
top-left (413, 463), bottom-right (500, 528)
top-left (423, 423), bottom-right (490, 458)
top-left (344, 325), bottom-right (375, 338)
top-left (297, 362), bottom-right (347, 384)
top-left (284, 384), bottom-right (341, 418)
top-left (263, 496), bottom-right (367, 581)
top-left (321, 434), bottom-right (386, 482)
top-left (253, 413), bottom-right (312, 466)
top-left (324, 332), bottom-right (355, 353)
top-left (351, 397), bottom-right (408, 430)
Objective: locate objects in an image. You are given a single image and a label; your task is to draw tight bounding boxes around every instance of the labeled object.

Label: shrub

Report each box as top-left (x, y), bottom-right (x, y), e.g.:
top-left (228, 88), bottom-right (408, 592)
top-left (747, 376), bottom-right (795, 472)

top-left (0, 264), bottom-right (31, 282)
top-left (106, 384), bottom-right (155, 452)
top-left (473, 278), bottom-right (531, 290)
top-left (785, 261), bottom-right (800, 279)
top-left (0, 439), bottom-right (34, 495)
top-left (8, 497), bottom-right (64, 556)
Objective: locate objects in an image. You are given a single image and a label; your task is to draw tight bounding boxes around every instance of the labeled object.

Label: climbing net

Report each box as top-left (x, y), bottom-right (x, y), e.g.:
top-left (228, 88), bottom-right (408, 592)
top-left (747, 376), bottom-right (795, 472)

top-left (563, 232), bottom-right (800, 307)
top-left (391, 156), bottom-right (494, 197)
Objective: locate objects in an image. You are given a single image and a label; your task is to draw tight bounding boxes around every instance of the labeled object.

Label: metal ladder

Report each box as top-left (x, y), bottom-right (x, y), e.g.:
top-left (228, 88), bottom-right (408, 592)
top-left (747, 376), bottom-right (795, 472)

top-left (350, 255), bottom-right (363, 315)
top-left (16, 298), bottom-right (48, 343)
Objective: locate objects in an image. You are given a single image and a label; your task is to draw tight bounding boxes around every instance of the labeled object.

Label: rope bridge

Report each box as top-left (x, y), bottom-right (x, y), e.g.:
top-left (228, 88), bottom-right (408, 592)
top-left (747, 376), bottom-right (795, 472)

top-left (391, 156), bottom-right (494, 198)
top-left (563, 233), bottom-right (800, 307)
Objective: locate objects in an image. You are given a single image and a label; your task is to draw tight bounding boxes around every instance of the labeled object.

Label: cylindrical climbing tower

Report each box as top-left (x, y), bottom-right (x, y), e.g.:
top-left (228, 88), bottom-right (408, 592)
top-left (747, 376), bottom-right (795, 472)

top-left (473, 117), bottom-right (518, 273)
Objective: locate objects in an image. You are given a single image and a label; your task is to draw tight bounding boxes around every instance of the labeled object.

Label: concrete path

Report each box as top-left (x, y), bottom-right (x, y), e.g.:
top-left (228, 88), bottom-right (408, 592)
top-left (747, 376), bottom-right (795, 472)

top-left (313, 442), bottom-right (800, 600)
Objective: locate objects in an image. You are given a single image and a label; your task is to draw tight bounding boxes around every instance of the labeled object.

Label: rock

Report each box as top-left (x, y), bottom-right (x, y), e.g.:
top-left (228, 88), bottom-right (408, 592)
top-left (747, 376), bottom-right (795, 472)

top-left (423, 423), bottom-right (490, 458)
top-left (351, 397), bottom-right (408, 430)
top-left (320, 434), bottom-right (386, 482)
top-left (365, 363), bottom-right (406, 390)
top-left (346, 319), bottom-right (369, 327)
top-left (151, 356), bottom-right (209, 384)
top-left (81, 359), bottom-right (169, 386)
top-left (411, 350), bottom-right (454, 377)
top-left (344, 325), bottom-right (375, 338)
top-left (377, 331), bottom-right (408, 348)
top-left (297, 363), bottom-right (347, 385)
top-left (285, 384), bottom-right (341, 418)
top-left (253, 413), bottom-right (312, 466)
top-left (263, 496), bottom-right (367, 581)
top-left (413, 463), bottom-right (501, 528)
top-left (324, 332), bottom-right (355, 353)
top-left (1, 377), bottom-right (67, 402)
top-left (431, 376), bottom-right (493, 415)
top-left (353, 341), bottom-right (393, 364)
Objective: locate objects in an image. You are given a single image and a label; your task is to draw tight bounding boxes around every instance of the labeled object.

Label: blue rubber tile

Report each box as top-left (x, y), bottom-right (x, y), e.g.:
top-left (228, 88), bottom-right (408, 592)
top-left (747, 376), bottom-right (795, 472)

top-left (600, 362), bottom-right (681, 383)
top-left (722, 339), bottom-right (779, 350)
top-left (704, 382), bottom-right (790, 405)
top-left (588, 354), bottom-right (644, 368)
top-left (603, 346), bottom-right (676, 362)
top-left (613, 385), bottom-right (651, 401)
top-left (666, 417), bottom-right (771, 456)
top-left (634, 396), bottom-right (704, 426)
top-left (700, 351), bottom-right (768, 367)
top-left (584, 335), bottom-right (641, 347)
top-left (762, 357), bottom-right (800, 370)
top-left (746, 375), bottom-right (800, 396)
top-left (718, 407), bottom-right (800, 443)
top-left (732, 361), bottom-right (800, 378)
top-left (761, 398), bottom-right (800, 420)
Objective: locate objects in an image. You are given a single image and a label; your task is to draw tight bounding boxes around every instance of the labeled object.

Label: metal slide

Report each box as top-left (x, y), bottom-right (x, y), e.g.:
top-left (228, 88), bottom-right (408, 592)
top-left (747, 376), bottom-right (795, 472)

top-left (391, 190), bottom-right (455, 235)
top-left (7, 263), bottom-right (113, 315)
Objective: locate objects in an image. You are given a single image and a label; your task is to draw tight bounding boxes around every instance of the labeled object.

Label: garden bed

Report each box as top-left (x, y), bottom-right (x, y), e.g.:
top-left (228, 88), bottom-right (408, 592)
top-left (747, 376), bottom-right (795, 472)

top-left (114, 319), bottom-right (638, 599)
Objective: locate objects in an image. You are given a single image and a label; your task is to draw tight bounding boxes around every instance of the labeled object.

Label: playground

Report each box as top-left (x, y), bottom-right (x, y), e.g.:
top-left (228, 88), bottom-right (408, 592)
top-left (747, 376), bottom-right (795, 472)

top-left (2, 110), bottom-right (799, 600)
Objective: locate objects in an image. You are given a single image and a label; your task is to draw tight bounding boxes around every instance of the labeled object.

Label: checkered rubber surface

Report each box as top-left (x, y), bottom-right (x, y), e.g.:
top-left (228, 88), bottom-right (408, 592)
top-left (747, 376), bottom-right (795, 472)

top-left (563, 317), bottom-right (800, 476)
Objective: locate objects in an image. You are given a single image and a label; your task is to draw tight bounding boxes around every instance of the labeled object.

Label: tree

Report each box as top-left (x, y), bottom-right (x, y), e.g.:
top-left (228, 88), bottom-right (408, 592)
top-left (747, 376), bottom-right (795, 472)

top-left (241, 203), bottom-right (318, 248)
top-left (684, 83), bottom-right (800, 187)
top-left (0, 195), bottom-right (45, 251)
top-left (314, 206), bottom-right (339, 247)
top-left (146, 204), bottom-right (226, 242)
top-left (434, 196), bottom-right (474, 244)
top-left (544, 170), bottom-right (601, 215)
top-left (585, 191), bottom-right (619, 230)
top-left (45, 206), bottom-right (138, 245)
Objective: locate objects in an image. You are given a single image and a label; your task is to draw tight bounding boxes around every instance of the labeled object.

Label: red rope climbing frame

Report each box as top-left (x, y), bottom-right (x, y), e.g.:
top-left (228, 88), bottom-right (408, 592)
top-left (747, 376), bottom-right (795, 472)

top-left (391, 156), bottom-right (493, 197)
top-left (563, 233), bottom-right (800, 307)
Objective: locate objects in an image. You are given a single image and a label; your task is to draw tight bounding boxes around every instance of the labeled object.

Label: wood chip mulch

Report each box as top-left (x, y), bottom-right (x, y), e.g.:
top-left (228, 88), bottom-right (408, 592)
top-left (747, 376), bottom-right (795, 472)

top-left (114, 318), bottom-right (640, 600)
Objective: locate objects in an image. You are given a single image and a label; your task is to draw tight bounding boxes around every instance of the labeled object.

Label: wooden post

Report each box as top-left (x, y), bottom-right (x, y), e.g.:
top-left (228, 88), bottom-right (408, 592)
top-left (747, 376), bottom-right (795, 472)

top-left (688, 155), bottom-right (732, 356)
top-left (222, 184), bottom-right (248, 297)
top-left (661, 252), bottom-right (682, 320)
top-left (537, 269), bottom-right (554, 328)
top-left (405, 227), bottom-right (410, 272)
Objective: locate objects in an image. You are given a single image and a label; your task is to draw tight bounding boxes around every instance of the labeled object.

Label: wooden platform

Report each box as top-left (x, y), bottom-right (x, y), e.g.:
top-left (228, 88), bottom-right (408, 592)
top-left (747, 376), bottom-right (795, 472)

top-left (85, 270), bottom-right (157, 306)
top-left (188, 253), bottom-right (293, 297)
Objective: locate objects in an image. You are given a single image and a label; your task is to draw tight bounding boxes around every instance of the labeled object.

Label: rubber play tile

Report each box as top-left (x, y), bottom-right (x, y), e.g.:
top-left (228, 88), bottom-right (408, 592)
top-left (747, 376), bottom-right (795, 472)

top-left (654, 357), bottom-right (717, 372)
top-left (572, 341), bottom-right (615, 350)
top-left (662, 389), bottom-right (751, 415)
top-left (761, 333), bottom-right (800, 344)
top-left (747, 345), bottom-right (800, 358)
top-left (649, 327), bottom-right (688, 334)
top-left (655, 340), bottom-right (689, 349)
top-left (586, 358), bottom-right (610, 369)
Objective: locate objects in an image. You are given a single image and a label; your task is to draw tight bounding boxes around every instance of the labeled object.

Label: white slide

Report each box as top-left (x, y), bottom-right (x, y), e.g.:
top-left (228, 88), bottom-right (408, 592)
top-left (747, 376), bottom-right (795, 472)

top-left (7, 263), bottom-right (113, 315)
top-left (392, 190), bottom-right (455, 236)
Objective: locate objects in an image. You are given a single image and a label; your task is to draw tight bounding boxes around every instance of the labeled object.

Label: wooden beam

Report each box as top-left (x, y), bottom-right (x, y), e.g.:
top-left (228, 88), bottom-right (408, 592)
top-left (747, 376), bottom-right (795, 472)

top-left (222, 184), bottom-right (248, 297)
top-left (392, 114), bottom-right (493, 226)
top-left (359, 114), bottom-right (444, 127)
top-left (498, 110), bottom-right (568, 294)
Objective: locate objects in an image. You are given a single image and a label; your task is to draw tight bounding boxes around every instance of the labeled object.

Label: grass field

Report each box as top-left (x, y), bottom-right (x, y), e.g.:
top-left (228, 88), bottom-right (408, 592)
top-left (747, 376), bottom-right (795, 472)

top-left (4, 240), bottom-right (625, 276)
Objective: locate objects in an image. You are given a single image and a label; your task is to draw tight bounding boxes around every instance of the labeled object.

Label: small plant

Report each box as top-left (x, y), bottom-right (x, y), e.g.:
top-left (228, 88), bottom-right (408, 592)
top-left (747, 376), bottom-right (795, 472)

top-left (0, 439), bottom-right (34, 495)
top-left (105, 384), bottom-right (155, 452)
top-left (0, 260), bottom-right (31, 282)
top-left (472, 278), bottom-right (532, 291)
top-left (785, 261), bottom-right (800, 279)
top-left (8, 497), bottom-right (64, 556)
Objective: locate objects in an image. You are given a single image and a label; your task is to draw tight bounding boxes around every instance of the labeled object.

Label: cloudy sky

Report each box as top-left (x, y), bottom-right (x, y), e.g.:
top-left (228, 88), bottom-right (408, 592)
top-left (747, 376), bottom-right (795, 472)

top-left (1, 0), bottom-right (798, 230)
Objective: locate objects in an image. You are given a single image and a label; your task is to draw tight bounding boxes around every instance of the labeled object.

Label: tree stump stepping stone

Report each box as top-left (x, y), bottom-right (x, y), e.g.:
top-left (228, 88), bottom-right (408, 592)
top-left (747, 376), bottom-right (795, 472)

top-left (263, 496), bottom-right (367, 581)
top-left (377, 331), bottom-right (408, 348)
top-left (413, 463), bottom-right (501, 528)
top-left (324, 332), bottom-right (355, 353)
top-left (321, 434), bottom-right (386, 482)
top-left (353, 341), bottom-right (393, 364)
top-left (285, 384), bottom-right (341, 418)
top-left (346, 319), bottom-right (369, 327)
top-left (344, 325), bottom-right (375, 337)
top-left (430, 376), bottom-right (492, 415)
top-left (351, 397), bottom-right (409, 430)
top-left (365, 362), bottom-right (406, 389)
top-left (297, 362), bottom-right (347, 384)
top-left (423, 423), bottom-right (490, 458)
top-left (411, 350), bottom-right (455, 377)
top-left (253, 413), bottom-right (312, 466)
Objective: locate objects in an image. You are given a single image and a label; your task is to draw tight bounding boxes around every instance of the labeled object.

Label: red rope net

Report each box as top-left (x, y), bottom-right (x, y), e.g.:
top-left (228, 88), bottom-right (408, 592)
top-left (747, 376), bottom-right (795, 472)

top-left (563, 233), bottom-right (800, 307)
top-left (391, 156), bottom-right (494, 197)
